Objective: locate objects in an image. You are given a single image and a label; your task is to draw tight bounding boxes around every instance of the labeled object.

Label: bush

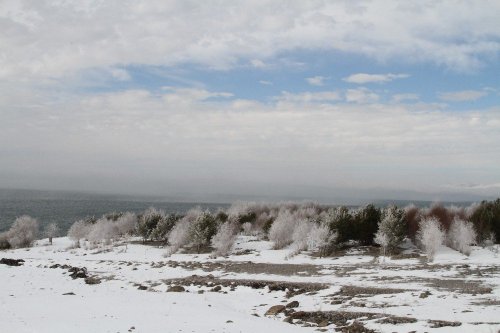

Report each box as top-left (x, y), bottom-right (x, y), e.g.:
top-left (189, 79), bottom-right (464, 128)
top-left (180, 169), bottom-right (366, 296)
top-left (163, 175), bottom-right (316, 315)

top-left (353, 204), bottom-right (381, 245)
top-left (417, 217), bottom-right (444, 262)
top-left (325, 206), bottom-right (353, 246)
top-left (44, 223), bottom-right (59, 244)
top-left (166, 208), bottom-right (202, 255)
top-left (447, 218), bottom-right (476, 255)
top-left (470, 199), bottom-right (500, 244)
top-left (67, 219), bottom-right (92, 247)
top-left (188, 211), bottom-right (218, 253)
top-left (211, 221), bottom-right (238, 256)
top-left (137, 207), bottom-right (166, 241)
top-left (268, 209), bottom-right (298, 249)
top-left (115, 212), bottom-right (137, 236)
top-left (375, 206), bottom-right (406, 254)
top-left (307, 222), bottom-right (336, 256)
top-left (7, 215), bottom-right (39, 248)
top-left (289, 220), bottom-right (313, 256)
top-left (151, 214), bottom-right (180, 241)
top-left (87, 218), bottom-right (120, 245)
top-left (0, 232), bottom-right (11, 249)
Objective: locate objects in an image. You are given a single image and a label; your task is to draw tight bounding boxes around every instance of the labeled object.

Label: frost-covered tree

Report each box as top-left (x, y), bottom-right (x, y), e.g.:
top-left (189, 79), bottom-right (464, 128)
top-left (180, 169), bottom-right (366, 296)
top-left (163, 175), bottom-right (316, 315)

top-left (188, 211), bottom-right (218, 253)
top-left (211, 221), bottom-right (238, 257)
top-left (447, 218), bottom-right (476, 255)
top-left (307, 222), bottom-right (335, 256)
top-left (417, 217), bottom-right (444, 262)
top-left (151, 214), bottom-right (180, 241)
top-left (115, 212), bottom-right (137, 236)
top-left (268, 209), bottom-right (299, 249)
top-left (289, 220), bottom-right (313, 256)
top-left (325, 206), bottom-right (353, 245)
top-left (137, 207), bottom-right (166, 242)
top-left (166, 208), bottom-right (202, 255)
top-left (67, 219), bottom-right (92, 247)
top-left (44, 223), bottom-right (59, 244)
top-left (354, 204), bottom-right (381, 245)
top-left (375, 206), bottom-right (407, 254)
top-left (374, 230), bottom-right (389, 258)
top-left (7, 215), bottom-right (39, 248)
top-left (242, 222), bottom-right (253, 236)
top-left (87, 218), bottom-right (120, 246)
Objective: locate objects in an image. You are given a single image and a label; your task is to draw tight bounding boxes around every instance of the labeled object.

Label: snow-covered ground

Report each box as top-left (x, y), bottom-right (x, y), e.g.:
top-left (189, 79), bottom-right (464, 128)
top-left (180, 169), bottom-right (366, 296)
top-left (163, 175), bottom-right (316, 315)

top-left (1, 236), bottom-right (499, 332)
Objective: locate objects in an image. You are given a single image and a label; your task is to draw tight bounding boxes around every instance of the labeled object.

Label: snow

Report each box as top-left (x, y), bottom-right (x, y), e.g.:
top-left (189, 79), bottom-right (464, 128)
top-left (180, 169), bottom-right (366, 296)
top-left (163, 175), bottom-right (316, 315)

top-left (1, 236), bottom-right (499, 332)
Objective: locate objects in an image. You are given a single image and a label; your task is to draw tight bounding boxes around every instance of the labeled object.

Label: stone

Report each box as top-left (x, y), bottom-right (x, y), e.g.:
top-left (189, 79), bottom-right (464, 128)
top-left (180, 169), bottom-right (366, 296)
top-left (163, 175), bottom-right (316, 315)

top-left (0, 258), bottom-right (25, 266)
top-left (265, 305), bottom-right (286, 316)
top-left (84, 277), bottom-right (101, 285)
top-left (167, 285), bottom-right (185, 292)
top-left (286, 300), bottom-right (299, 308)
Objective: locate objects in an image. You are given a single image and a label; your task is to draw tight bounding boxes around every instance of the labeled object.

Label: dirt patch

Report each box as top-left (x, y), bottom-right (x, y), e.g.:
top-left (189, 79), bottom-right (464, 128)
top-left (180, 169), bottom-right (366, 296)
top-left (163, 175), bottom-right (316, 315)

top-left (287, 310), bottom-right (416, 329)
top-left (161, 274), bottom-right (328, 297)
top-left (337, 285), bottom-right (411, 297)
top-left (156, 260), bottom-right (324, 276)
top-left (424, 278), bottom-right (492, 294)
top-left (428, 320), bottom-right (461, 328)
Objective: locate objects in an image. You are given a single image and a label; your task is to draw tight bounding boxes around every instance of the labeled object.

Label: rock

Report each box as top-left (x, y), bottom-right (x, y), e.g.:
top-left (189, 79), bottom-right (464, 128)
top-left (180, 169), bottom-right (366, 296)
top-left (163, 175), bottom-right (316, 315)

top-left (50, 264), bottom-right (60, 269)
top-left (226, 320), bottom-right (233, 323)
top-left (283, 317), bottom-right (293, 324)
top-left (289, 311), bottom-right (307, 319)
top-left (137, 285), bottom-right (148, 290)
top-left (265, 305), bottom-right (286, 316)
top-left (167, 285), bottom-right (185, 292)
top-left (84, 277), bottom-right (101, 285)
top-left (211, 285), bottom-right (222, 292)
top-left (68, 267), bottom-right (87, 279)
top-left (286, 300), bottom-right (299, 308)
top-left (419, 291), bottom-right (432, 298)
top-left (62, 292), bottom-right (75, 295)
top-left (0, 258), bottom-right (25, 266)
top-left (317, 320), bottom-right (329, 327)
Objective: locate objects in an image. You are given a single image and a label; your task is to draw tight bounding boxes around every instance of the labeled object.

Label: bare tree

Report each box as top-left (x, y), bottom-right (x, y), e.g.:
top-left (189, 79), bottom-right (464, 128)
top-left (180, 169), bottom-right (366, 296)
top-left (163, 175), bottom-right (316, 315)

top-left (44, 223), bottom-right (59, 244)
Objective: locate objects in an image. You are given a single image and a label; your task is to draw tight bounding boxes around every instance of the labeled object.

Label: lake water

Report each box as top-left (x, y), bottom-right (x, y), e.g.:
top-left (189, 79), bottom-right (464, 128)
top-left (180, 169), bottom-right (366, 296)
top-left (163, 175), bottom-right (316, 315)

top-left (0, 189), bottom-right (229, 234)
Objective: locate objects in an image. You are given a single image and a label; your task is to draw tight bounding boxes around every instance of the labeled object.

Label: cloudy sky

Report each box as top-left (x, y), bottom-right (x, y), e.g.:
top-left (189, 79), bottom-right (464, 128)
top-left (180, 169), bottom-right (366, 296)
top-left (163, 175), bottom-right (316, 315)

top-left (1, 1), bottom-right (499, 202)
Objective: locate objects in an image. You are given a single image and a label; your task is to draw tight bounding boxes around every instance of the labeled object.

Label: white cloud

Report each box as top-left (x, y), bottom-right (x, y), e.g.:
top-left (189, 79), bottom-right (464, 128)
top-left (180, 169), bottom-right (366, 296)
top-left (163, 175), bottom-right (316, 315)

top-left (250, 59), bottom-right (267, 68)
top-left (3, 86), bottom-right (499, 196)
top-left (0, 0), bottom-right (498, 81)
top-left (259, 80), bottom-right (272, 85)
top-left (345, 88), bottom-right (379, 104)
top-left (343, 73), bottom-right (409, 84)
top-left (277, 91), bottom-right (341, 103)
top-left (438, 90), bottom-right (488, 102)
top-left (392, 93), bottom-right (419, 103)
top-left (306, 76), bottom-right (328, 86)
top-left (109, 68), bottom-right (131, 81)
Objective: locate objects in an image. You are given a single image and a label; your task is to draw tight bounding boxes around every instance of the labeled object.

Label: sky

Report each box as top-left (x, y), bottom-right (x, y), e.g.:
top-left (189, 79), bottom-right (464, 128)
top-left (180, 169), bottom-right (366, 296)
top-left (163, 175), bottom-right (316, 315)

top-left (0, 0), bottom-right (499, 203)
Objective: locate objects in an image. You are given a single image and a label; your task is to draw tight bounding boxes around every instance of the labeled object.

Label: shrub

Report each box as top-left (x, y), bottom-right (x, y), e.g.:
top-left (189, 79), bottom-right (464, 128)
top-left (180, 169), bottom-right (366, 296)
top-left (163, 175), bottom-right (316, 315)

top-left (307, 222), bottom-right (336, 256)
top-left (469, 199), bottom-right (500, 244)
top-left (44, 223), bottom-right (59, 244)
top-left (151, 214), bottom-right (180, 241)
top-left (188, 211), bottom-right (218, 253)
top-left (374, 229), bottom-right (389, 257)
top-left (268, 209), bottom-right (298, 249)
top-left (289, 220), bottom-right (313, 256)
top-left (211, 221), bottom-right (238, 257)
top-left (447, 218), bottom-right (476, 255)
top-left (375, 206), bottom-right (407, 254)
top-left (115, 212), bottom-right (137, 236)
top-left (7, 215), bottom-right (39, 248)
top-left (67, 219), bottom-right (92, 247)
top-left (166, 208), bottom-right (202, 255)
top-left (325, 206), bottom-right (353, 246)
top-left (417, 217), bottom-right (444, 262)
top-left (405, 204), bottom-right (421, 242)
top-left (0, 232), bottom-right (11, 249)
top-left (354, 204), bottom-right (381, 245)
top-left (137, 207), bottom-right (166, 241)
top-left (87, 218), bottom-right (120, 245)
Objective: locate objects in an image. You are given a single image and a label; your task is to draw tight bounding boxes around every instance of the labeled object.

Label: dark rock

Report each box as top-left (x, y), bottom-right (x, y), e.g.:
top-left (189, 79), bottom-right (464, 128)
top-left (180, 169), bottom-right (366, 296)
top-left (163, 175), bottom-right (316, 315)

top-left (419, 291), bottom-right (432, 298)
top-left (0, 258), bottom-right (25, 266)
top-left (428, 320), bottom-right (462, 328)
top-left (84, 277), bottom-right (101, 285)
top-left (286, 300), bottom-right (299, 308)
top-left (211, 285), bottom-right (222, 292)
top-left (265, 305), bottom-right (286, 316)
top-left (137, 285), bottom-right (148, 290)
top-left (167, 285), bottom-right (185, 292)
top-left (62, 292), bottom-right (75, 295)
